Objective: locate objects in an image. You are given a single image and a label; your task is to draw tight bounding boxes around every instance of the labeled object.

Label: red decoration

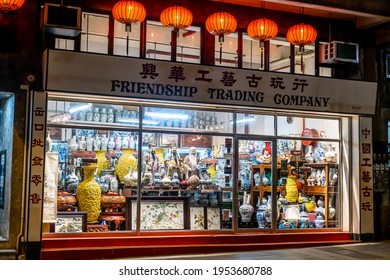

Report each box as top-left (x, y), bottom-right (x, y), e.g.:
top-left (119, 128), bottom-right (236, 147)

top-left (247, 18), bottom-right (278, 48)
top-left (160, 5), bottom-right (193, 33)
top-left (286, 23), bottom-right (317, 53)
top-left (112, 0), bottom-right (146, 32)
top-left (0, 0), bottom-right (24, 11)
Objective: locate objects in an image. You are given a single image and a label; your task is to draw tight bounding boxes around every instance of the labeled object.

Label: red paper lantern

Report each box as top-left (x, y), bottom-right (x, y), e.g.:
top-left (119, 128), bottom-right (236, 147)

top-left (0, 0), bottom-right (25, 11)
top-left (160, 5), bottom-right (193, 33)
top-left (112, 0), bottom-right (146, 32)
top-left (247, 18), bottom-right (278, 48)
top-left (205, 12), bottom-right (237, 43)
top-left (286, 23), bottom-right (317, 53)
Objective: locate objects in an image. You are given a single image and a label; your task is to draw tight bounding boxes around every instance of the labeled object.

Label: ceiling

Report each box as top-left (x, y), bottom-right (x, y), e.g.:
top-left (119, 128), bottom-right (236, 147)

top-left (213, 0), bottom-right (390, 29)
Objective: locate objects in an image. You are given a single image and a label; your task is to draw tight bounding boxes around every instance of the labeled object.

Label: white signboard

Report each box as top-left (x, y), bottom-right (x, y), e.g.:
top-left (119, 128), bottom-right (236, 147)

top-left (27, 91), bottom-right (46, 242)
top-left (43, 49), bottom-right (377, 115)
top-left (359, 117), bottom-right (374, 235)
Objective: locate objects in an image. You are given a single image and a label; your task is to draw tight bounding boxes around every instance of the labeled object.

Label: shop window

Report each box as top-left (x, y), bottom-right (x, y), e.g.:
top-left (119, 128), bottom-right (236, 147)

top-left (319, 67), bottom-right (333, 77)
top-left (142, 107), bottom-right (233, 134)
top-left (276, 115), bottom-right (340, 140)
top-left (236, 113), bottom-right (275, 135)
top-left (0, 93), bottom-right (14, 240)
top-left (214, 32), bottom-right (238, 67)
top-left (294, 43), bottom-right (315, 75)
top-left (54, 38), bottom-right (75, 50)
top-left (242, 33), bottom-right (263, 70)
top-left (113, 20), bottom-right (141, 57)
top-left (176, 26), bottom-right (201, 64)
top-left (269, 37), bottom-right (291, 72)
top-left (81, 12), bottom-right (109, 54)
top-left (146, 20), bottom-right (172, 61)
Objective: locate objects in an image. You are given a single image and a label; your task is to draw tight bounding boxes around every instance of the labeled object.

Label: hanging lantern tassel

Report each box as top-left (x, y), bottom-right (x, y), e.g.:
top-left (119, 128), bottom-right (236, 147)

top-left (219, 35), bottom-right (225, 64)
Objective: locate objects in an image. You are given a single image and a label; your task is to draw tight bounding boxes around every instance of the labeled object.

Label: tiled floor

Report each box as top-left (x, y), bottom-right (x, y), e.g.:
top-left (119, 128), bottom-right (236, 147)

top-left (136, 240), bottom-right (390, 260)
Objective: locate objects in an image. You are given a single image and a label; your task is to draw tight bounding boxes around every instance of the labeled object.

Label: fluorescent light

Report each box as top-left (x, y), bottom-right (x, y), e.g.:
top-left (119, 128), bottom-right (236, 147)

top-left (145, 111), bottom-right (189, 120)
top-left (117, 117), bottom-right (159, 125)
top-left (68, 103), bottom-right (92, 113)
top-left (232, 116), bottom-right (257, 124)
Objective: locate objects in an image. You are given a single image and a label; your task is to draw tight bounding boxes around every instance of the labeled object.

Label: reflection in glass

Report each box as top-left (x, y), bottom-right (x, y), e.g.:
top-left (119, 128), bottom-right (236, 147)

top-left (236, 113), bottom-right (274, 135)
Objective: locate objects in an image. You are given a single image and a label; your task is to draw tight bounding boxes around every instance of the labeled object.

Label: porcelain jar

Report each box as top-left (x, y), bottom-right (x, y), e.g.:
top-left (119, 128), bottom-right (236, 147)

top-left (239, 203), bottom-right (254, 223)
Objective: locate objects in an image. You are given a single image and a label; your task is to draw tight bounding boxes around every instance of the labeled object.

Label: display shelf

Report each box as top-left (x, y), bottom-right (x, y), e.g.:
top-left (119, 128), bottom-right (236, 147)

top-left (301, 162), bottom-right (339, 228)
top-left (47, 120), bottom-right (138, 130)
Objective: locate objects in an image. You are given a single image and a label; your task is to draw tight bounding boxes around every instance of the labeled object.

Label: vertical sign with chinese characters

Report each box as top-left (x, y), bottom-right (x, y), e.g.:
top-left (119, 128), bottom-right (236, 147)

top-left (360, 117), bottom-right (374, 235)
top-left (27, 91), bottom-right (47, 242)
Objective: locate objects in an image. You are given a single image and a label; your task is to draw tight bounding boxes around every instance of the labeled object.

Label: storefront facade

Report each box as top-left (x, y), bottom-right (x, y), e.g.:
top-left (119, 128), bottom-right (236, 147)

top-left (24, 48), bottom-right (377, 259)
top-left (2, 0), bottom-right (389, 260)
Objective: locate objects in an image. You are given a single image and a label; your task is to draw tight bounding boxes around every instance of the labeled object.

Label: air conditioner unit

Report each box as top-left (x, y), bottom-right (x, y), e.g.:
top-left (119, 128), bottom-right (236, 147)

top-left (42, 3), bottom-right (81, 37)
top-left (319, 41), bottom-right (359, 64)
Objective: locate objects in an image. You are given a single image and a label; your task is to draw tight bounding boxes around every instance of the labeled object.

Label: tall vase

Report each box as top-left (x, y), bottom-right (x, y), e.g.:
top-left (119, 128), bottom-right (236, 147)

top-left (76, 165), bottom-right (101, 223)
top-left (115, 148), bottom-right (137, 183)
top-left (95, 150), bottom-right (109, 176)
top-left (285, 175), bottom-right (298, 203)
top-left (46, 131), bottom-right (52, 153)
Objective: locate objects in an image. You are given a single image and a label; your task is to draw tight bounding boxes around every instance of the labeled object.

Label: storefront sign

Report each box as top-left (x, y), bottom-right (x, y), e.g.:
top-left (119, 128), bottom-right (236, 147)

top-left (359, 117), bottom-right (374, 235)
top-left (44, 49), bottom-right (377, 115)
top-left (27, 91), bottom-right (47, 242)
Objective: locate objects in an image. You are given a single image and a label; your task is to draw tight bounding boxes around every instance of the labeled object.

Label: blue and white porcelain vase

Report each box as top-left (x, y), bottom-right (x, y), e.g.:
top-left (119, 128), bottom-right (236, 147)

top-left (65, 167), bottom-right (79, 194)
top-left (314, 212), bottom-right (325, 228)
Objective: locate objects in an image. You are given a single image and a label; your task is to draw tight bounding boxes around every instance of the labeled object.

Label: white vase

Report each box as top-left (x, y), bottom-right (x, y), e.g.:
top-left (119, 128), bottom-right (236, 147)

top-left (328, 197), bottom-right (336, 220)
top-left (69, 135), bottom-right (78, 151)
top-left (325, 144), bottom-right (336, 163)
top-left (78, 136), bottom-right (86, 151)
top-left (305, 146), bottom-right (314, 163)
top-left (86, 134), bottom-right (93, 151)
top-left (46, 131), bottom-right (52, 152)
top-left (107, 136), bottom-right (115, 150)
top-left (101, 134), bottom-right (108, 151)
top-left (93, 135), bottom-right (101, 151)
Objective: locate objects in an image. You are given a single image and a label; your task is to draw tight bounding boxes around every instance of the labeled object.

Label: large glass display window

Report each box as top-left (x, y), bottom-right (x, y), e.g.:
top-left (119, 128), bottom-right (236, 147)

top-left (44, 97), bottom-right (343, 234)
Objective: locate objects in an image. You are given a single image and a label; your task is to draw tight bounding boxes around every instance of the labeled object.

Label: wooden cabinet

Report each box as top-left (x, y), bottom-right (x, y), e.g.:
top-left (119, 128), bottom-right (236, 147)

top-left (301, 163), bottom-right (339, 228)
top-left (250, 164), bottom-right (292, 206)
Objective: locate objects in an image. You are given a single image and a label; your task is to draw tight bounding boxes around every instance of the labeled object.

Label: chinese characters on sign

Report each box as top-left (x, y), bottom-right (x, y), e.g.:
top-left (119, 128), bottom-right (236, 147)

top-left (111, 63), bottom-right (331, 108)
top-left (359, 118), bottom-right (374, 234)
top-left (27, 92), bottom-right (47, 242)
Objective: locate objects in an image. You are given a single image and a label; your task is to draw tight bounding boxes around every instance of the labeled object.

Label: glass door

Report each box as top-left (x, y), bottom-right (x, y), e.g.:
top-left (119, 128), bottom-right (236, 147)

top-left (237, 138), bottom-right (280, 230)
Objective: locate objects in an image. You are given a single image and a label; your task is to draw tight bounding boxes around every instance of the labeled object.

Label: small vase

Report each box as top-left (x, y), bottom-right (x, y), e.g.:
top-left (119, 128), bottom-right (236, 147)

top-left (179, 174), bottom-right (188, 190)
top-left (78, 136), bottom-right (86, 151)
top-left (93, 107), bottom-right (100, 122)
top-left (115, 148), bottom-right (137, 183)
top-left (325, 144), bottom-right (336, 163)
top-left (107, 136), bottom-right (115, 151)
top-left (100, 108), bottom-right (107, 122)
top-left (107, 108), bottom-right (114, 123)
top-left (115, 135), bottom-right (122, 151)
top-left (328, 197), bottom-right (336, 220)
top-left (187, 172), bottom-right (200, 190)
top-left (100, 134), bottom-right (108, 151)
top-left (76, 165), bottom-right (101, 223)
top-left (69, 135), bottom-right (78, 151)
top-left (86, 134), bottom-right (93, 151)
top-left (93, 135), bottom-right (101, 151)
top-left (161, 174), bottom-right (172, 189)
top-left (171, 172), bottom-right (180, 189)
top-left (46, 131), bottom-right (52, 153)
top-left (239, 203), bottom-right (254, 223)
top-left (86, 108), bottom-right (93, 121)
top-left (65, 166), bottom-right (79, 194)
top-left (152, 171), bottom-right (162, 189)
top-left (285, 175), bottom-right (298, 203)
top-left (305, 146), bottom-right (314, 163)
top-left (256, 204), bottom-right (268, 228)
top-left (314, 213), bottom-right (325, 228)
top-left (110, 175), bottom-right (119, 193)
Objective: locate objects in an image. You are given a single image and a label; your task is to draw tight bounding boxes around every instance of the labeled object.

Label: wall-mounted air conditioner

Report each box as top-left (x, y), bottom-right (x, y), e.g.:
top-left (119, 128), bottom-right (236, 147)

top-left (42, 3), bottom-right (81, 37)
top-left (319, 41), bottom-right (359, 64)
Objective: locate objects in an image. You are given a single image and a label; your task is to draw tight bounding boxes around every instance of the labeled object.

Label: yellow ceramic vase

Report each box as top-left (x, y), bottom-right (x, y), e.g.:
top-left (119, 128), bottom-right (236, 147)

top-left (285, 175), bottom-right (298, 203)
top-left (76, 165), bottom-right (101, 223)
top-left (95, 150), bottom-right (109, 176)
top-left (115, 148), bottom-right (137, 183)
